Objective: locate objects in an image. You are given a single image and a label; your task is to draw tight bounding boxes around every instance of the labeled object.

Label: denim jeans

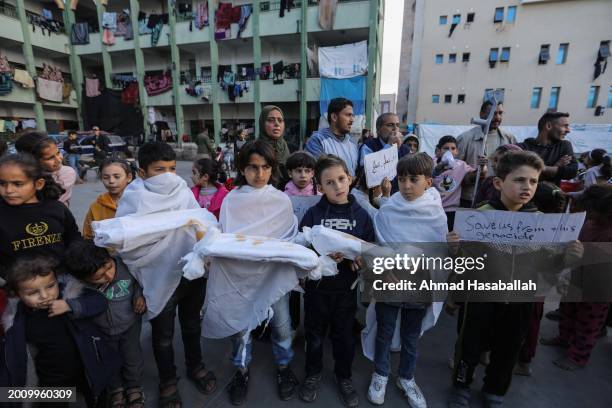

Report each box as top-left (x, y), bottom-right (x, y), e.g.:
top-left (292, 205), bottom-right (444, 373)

top-left (231, 292), bottom-right (294, 368)
top-left (150, 277), bottom-right (206, 382)
top-left (67, 153), bottom-right (81, 175)
top-left (374, 302), bottom-right (426, 380)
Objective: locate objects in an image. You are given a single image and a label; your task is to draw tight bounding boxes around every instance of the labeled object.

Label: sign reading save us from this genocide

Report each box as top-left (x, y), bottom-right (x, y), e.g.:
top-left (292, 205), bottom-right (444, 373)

top-left (289, 196), bottom-right (321, 224)
top-left (454, 210), bottom-right (586, 244)
top-left (364, 145), bottom-right (398, 188)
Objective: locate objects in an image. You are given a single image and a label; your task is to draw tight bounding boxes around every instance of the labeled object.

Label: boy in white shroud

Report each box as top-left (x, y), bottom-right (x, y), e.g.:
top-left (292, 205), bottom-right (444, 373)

top-left (365, 153), bottom-right (449, 407)
top-left (114, 142), bottom-right (217, 407)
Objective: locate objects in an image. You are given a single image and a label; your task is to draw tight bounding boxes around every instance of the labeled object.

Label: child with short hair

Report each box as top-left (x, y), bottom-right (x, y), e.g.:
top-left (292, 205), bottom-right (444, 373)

top-left (0, 153), bottom-right (81, 279)
top-left (117, 141), bottom-right (216, 407)
top-left (1, 256), bottom-right (120, 406)
top-left (15, 130), bottom-right (77, 206)
top-left (284, 151), bottom-right (319, 196)
top-left (190, 157), bottom-right (229, 219)
top-left (433, 136), bottom-right (480, 230)
top-left (65, 240), bottom-right (146, 408)
top-left (447, 151), bottom-right (582, 407)
top-left (83, 159), bottom-right (134, 239)
top-left (473, 144), bottom-right (523, 207)
top-left (298, 155), bottom-right (375, 408)
top-left (368, 153), bottom-right (448, 407)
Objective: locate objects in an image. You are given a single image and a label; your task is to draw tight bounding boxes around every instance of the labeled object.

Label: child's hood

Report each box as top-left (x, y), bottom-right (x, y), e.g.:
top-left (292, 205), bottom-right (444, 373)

top-left (96, 192), bottom-right (118, 211)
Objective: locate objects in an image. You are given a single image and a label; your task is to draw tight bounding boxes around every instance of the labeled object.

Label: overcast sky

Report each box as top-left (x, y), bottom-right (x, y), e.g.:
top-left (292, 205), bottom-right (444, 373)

top-left (380, 0), bottom-right (405, 95)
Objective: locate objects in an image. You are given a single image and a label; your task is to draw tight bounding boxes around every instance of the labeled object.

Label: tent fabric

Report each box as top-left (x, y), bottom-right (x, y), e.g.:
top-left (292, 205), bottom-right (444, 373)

top-left (320, 76), bottom-right (366, 116)
top-left (318, 40), bottom-right (368, 79)
top-left (416, 124), bottom-right (612, 156)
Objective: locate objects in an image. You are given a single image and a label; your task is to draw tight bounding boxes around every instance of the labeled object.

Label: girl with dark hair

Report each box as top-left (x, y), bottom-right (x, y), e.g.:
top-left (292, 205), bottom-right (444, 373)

top-left (0, 153), bottom-right (80, 278)
top-left (284, 152), bottom-right (319, 196)
top-left (190, 157), bottom-right (229, 219)
top-left (582, 148), bottom-right (611, 186)
top-left (82, 159), bottom-right (134, 240)
top-left (15, 130), bottom-right (77, 206)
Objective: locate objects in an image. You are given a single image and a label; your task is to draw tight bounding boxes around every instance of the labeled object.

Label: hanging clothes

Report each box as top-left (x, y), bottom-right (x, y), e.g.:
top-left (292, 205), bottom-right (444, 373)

top-left (115, 10), bottom-right (133, 40)
top-left (145, 72), bottom-right (172, 96)
top-left (194, 1), bottom-right (209, 29)
top-left (102, 12), bottom-right (117, 31)
top-left (318, 40), bottom-right (368, 79)
top-left (22, 119), bottom-right (37, 129)
top-left (150, 21), bottom-right (164, 46)
top-left (215, 2), bottom-right (241, 40)
top-left (4, 120), bottom-right (16, 133)
top-left (70, 22), bottom-right (90, 44)
top-left (102, 28), bottom-right (116, 45)
top-left (85, 77), bottom-right (101, 97)
top-left (273, 61), bottom-right (284, 84)
top-left (13, 69), bottom-right (35, 88)
top-left (237, 5), bottom-right (252, 38)
top-left (121, 82), bottom-right (139, 104)
top-left (319, 76), bottom-right (366, 116)
top-left (0, 55), bottom-right (11, 72)
top-left (37, 77), bottom-right (63, 102)
top-left (279, 0), bottom-right (294, 18)
top-left (139, 17), bottom-right (152, 35)
top-left (318, 0), bottom-right (338, 30)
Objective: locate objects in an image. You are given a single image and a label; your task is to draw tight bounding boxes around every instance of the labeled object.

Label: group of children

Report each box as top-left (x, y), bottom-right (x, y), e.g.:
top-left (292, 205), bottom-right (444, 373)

top-left (0, 128), bottom-right (610, 408)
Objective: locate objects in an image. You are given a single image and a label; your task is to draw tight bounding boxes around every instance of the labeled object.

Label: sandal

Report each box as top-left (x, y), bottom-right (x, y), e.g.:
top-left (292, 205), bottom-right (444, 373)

top-left (126, 387), bottom-right (146, 408)
top-left (158, 379), bottom-right (181, 408)
top-left (188, 366), bottom-right (217, 395)
top-left (109, 389), bottom-right (126, 408)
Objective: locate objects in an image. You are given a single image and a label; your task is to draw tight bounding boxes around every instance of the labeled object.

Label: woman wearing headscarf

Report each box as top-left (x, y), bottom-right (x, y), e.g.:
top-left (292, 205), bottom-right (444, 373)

top-left (258, 106), bottom-right (290, 186)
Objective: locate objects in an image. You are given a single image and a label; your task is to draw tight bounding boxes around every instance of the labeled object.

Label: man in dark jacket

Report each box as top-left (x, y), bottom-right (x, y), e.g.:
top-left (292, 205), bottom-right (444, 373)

top-left (519, 112), bottom-right (578, 185)
top-left (92, 126), bottom-right (111, 166)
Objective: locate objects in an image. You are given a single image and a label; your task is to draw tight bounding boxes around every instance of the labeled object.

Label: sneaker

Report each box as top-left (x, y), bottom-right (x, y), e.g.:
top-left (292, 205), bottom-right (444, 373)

top-left (447, 387), bottom-right (471, 408)
top-left (335, 376), bottom-right (359, 407)
top-left (482, 392), bottom-right (504, 408)
top-left (277, 366), bottom-right (299, 401)
top-left (298, 373), bottom-right (321, 403)
top-left (367, 372), bottom-right (388, 405)
top-left (396, 377), bottom-right (426, 408)
top-left (228, 370), bottom-right (249, 406)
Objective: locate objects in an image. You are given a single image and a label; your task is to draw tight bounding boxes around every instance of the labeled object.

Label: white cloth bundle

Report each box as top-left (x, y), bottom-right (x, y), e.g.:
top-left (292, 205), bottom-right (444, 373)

top-left (94, 173), bottom-right (217, 320)
top-left (362, 188), bottom-right (449, 361)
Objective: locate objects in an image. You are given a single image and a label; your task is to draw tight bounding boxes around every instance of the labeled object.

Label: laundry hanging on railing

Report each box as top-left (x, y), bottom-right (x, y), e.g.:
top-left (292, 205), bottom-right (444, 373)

top-left (70, 22), bottom-right (90, 45)
top-left (0, 54), bottom-right (12, 73)
top-left (215, 3), bottom-right (251, 40)
top-left (36, 77), bottom-right (63, 102)
top-left (320, 76), bottom-right (366, 116)
top-left (318, 0), bottom-right (338, 30)
top-left (85, 77), bottom-right (101, 97)
top-left (193, 1), bottom-right (209, 29)
top-left (102, 12), bottom-right (117, 31)
top-left (0, 72), bottom-right (13, 96)
top-left (145, 72), bottom-right (172, 96)
top-left (318, 40), bottom-right (368, 79)
top-left (13, 69), bottom-right (35, 89)
top-left (114, 9), bottom-right (134, 40)
top-left (40, 63), bottom-right (64, 82)
top-left (121, 82), bottom-right (139, 105)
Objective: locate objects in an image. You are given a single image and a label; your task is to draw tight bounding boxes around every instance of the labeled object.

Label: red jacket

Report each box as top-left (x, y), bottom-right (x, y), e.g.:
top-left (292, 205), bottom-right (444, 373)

top-left (191, 182), bottom-right (229, 220)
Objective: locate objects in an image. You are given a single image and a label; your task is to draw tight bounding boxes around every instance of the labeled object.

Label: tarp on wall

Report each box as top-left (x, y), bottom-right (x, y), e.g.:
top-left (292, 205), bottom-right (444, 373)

top-left (416, 124), bottom-right (612, 156)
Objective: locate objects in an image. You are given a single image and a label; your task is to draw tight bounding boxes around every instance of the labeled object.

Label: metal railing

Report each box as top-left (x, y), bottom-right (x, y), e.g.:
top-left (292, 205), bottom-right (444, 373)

top-left (260, 0), bottom-right (364, 12)
top-left (0, 2), bottom-right (17, 19)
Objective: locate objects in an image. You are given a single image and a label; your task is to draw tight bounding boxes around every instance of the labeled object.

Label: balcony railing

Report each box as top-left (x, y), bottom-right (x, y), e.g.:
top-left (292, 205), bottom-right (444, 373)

top-left (0, 2), bottom-right (17, 19)
top-left (0, 3), bottom-right (65, 33)
top-left (260, 0), bottom-right (364, 12)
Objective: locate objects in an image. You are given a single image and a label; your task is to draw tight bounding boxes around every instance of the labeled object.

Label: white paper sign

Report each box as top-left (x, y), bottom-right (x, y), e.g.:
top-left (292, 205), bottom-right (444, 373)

top-left (289, 196), bottom-right (321, 224)
top-left (454, 210), bottom-right (586, 244)
top-left (364, 145), bottom-right (398, 188)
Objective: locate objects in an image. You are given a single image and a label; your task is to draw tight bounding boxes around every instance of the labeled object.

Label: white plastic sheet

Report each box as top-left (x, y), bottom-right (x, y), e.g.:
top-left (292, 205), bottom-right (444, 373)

top-left (318, 40), bottom-right (368, 79)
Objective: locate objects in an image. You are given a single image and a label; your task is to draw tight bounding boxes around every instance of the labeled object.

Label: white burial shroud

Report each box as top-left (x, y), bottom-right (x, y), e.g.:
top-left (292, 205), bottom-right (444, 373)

top-left (362, 188), bottom-right (450, 361)
top-left (92, 173), bottom-right (219, 320)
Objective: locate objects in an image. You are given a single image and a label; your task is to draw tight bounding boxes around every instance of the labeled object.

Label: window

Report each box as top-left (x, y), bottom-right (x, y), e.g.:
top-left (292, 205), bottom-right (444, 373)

top-left (587, 86), bottom-right (600, 108)
top-left (500, 47), bottom-right (511, 62)
top-left (539, 44), bottom-right (550, 64)
top-left (549, 87), bottom-right (561, 110)
top-left (556, 43), bottom-right (569, 65)
top-left (444, 94), bottom-right (452, 103)
top-left (439, 15), bottom-right (447, 25)
top-left (489, 48), bottom-right (499, 67)
top-left (494, 7), bottom-right (504, 23)
top-left (600, 41), bottom-right (610, 58)
top-left (462, 52), bottom-right (471, 62)
top-left (467, 13), bottom-right (475, 23)
top-left (452, 14), bottom-right (461, 24)
top-left (457, 94), bottom-right (466, 104)
top-left (449, 53), bottom-right (457, 63)
top-left (484, 88), bottom-right (505, 103)
top-left (530, 87), bottom-right (542, 109)
top-left (432, 94), bottom-right (440, 104)
top-left (608, 86), bottom-right (612, 108)
top-left (435, 54), bottom-right (444, 64)
top-left (506, 6), bottom-right (517, 23)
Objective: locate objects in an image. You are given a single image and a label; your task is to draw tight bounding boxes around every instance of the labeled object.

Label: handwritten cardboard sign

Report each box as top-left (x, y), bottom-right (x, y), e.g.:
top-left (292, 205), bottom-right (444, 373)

top-left (454, 210), bottom-right (586, 244)
top-left (364, 145), bottom-right (398, 188)
top-left (289, 196), bottom-right (321, 224)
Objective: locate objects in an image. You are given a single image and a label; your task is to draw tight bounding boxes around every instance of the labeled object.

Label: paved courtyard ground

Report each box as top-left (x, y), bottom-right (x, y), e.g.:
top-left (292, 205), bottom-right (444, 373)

top-left (69, 161), bottom-right (612, 408)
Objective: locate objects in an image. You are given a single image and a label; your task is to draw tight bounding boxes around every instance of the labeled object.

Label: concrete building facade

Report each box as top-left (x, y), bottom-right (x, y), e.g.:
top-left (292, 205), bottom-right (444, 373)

top-left (401, 0), bottom-right (612, 126)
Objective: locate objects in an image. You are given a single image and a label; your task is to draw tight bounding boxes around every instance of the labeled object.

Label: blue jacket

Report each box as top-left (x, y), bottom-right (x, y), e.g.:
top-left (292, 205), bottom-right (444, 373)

top-left (0, 274), bottom-right (121, 399)
top-left (300, 194), bottom-right (375, 292)
top-left (305, 127), bottom-right (359, 176)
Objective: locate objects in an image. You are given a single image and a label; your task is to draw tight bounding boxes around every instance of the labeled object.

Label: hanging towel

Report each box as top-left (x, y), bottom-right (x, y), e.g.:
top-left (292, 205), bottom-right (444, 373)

top-left (37, 78), bottom-right (63, 102)
top-left (22, 119), bottom-right (37, 129)
top-left (70, 22), bottom-right (90, 44)
top-left (42, 9), bottom-right (53, 21)
top-left (237, 5), bottom-right (252, 38)
top-left (318, 0), bottom-right (338, 30)
top-left (139, 17), bottom-right (152, 34)
top-left (85, 77), bottom-right (101, 97)
top-left (4, 120), bottom-right (16, 132)
top-left (13, 69), bottom-right (35, 88)
top-left (102, 12), bottom-right (117, 31)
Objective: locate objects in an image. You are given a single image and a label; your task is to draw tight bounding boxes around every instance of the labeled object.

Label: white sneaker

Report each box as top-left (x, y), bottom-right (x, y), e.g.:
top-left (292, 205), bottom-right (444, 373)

top-left (367, 372), bottom-right (388, 405)
top-left (397, 377), bottom-right (427, 408)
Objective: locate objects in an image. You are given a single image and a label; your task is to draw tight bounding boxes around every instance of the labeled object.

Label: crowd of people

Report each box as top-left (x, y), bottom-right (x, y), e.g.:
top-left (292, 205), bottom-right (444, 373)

top-left (0, 97), bottom-right (610, 408)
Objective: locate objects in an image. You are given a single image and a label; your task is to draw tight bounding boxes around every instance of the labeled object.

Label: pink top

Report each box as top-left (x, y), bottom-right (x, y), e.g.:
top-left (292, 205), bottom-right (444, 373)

top-left (433, 160), bottom-right (474, 212)
top-left (284, 180), bottom-right (320, 197)
top-left (191, 182), bottom-right (229, 220)
top-left (53, 165), bottom-right (77, 206)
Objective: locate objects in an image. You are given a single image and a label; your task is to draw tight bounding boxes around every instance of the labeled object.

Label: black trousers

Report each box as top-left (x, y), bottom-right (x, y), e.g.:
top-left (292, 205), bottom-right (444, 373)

top-left (453, 302), bottom-right (533, 396)
top-left (304, 289), bottom-right (357, 379)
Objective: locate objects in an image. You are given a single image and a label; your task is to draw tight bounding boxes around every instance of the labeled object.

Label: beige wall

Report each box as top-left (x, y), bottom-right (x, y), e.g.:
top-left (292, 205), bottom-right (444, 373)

top-left (396, 0), bottom-right (416, 124)
top-left (408, 0), bottom-right (612, 125)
